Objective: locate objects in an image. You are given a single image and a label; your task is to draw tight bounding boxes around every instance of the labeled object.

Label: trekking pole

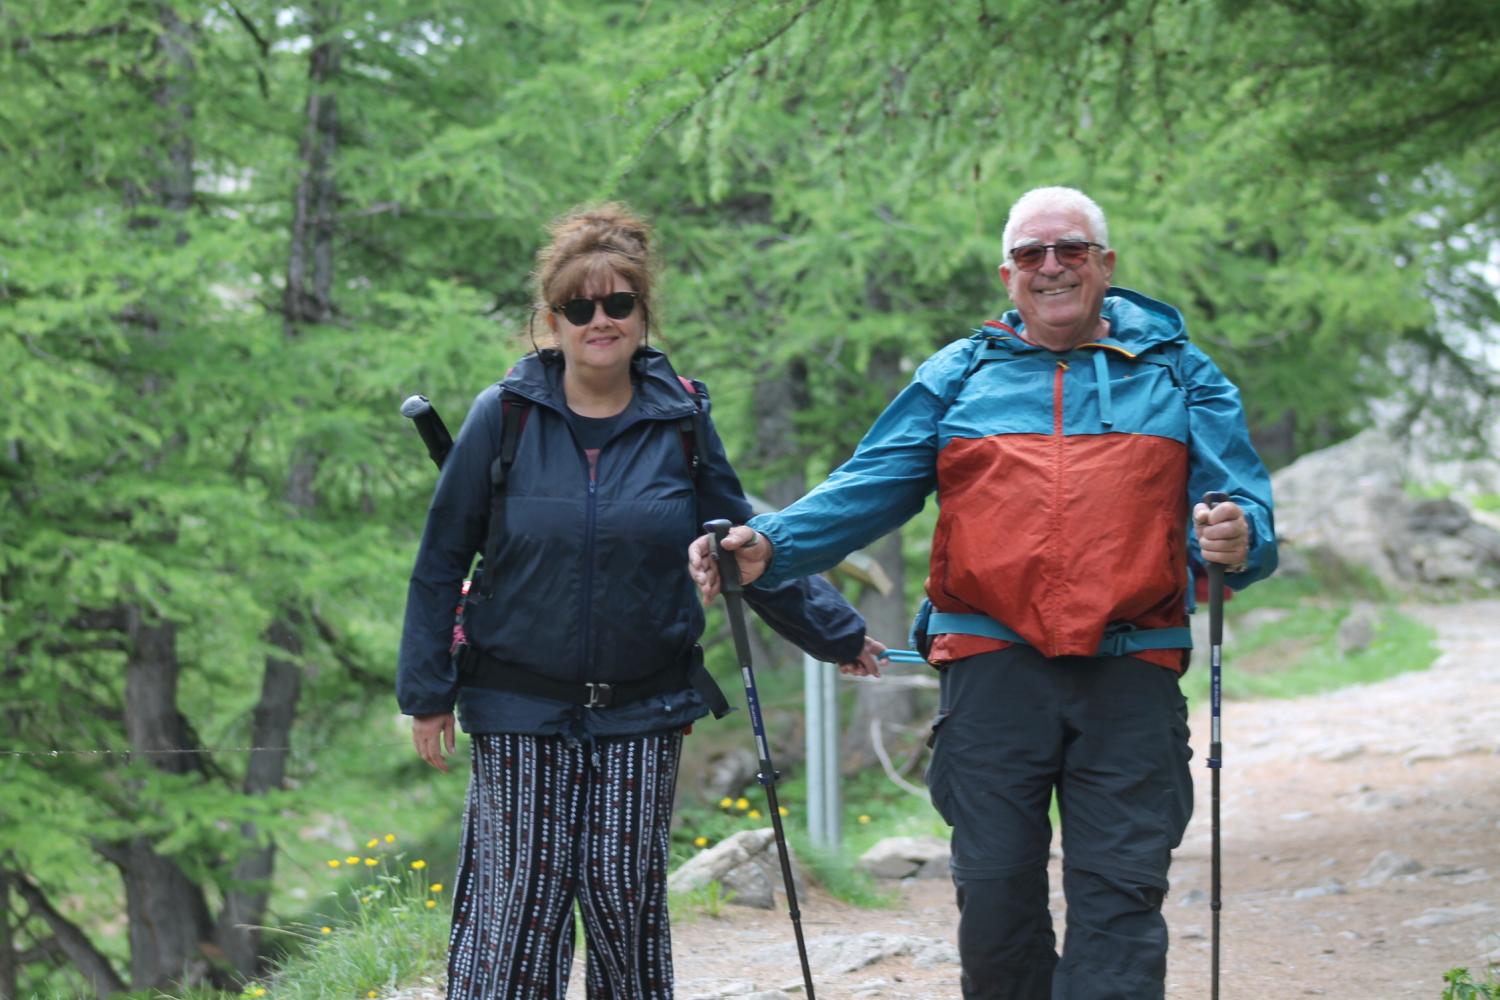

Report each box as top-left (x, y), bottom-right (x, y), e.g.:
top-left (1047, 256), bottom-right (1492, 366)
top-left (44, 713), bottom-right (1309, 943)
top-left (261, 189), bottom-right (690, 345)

top-left (704, 519), bottom-right (817, 1000)
top-left (401, 394), bottom-right (453, 469)
top-left (1204, 489), bottom-right (1230, 1000)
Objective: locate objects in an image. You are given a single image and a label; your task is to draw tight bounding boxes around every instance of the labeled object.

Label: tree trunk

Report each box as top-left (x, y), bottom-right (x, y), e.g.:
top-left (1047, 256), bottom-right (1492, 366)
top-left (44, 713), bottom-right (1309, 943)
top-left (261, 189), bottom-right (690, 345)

top-left (115, 609), bottom-right (219, 990)
top-left (213, 620), bottom-right (303, 975)
top-left (745, 358), bottom-right (811, 672)
top-left (0, 869), bottom-right (15, 1000)
top-left (284, 4), bottom-right (341, 332)
top-left (10, 875), bottom-right (126, 999)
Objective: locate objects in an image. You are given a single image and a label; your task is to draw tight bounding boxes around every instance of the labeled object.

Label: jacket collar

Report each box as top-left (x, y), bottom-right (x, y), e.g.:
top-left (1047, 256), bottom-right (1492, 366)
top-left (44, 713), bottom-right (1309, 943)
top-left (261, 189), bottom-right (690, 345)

top-left (499, 346), bottom-right (697, 418)
top-left (980, 285), bottom-right (1188, 357)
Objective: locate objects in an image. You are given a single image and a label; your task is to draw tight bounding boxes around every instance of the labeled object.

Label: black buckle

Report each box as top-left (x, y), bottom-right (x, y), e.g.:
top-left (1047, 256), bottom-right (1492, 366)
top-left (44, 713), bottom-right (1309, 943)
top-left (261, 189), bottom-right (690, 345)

top-left (584, 682), bottom-right (613, 708)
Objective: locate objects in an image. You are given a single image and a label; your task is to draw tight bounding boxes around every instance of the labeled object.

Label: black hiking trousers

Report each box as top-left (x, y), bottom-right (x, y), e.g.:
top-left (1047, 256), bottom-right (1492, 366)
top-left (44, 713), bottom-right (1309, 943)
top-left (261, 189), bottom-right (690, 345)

top-left (925, 647), bottom-right (1195, 1000)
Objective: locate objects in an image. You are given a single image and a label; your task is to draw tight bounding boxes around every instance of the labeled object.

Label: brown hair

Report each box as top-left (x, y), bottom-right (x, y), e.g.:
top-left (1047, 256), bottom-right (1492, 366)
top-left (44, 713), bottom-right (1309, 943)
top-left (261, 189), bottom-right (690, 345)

top-left (531, 202), bottom-right (658, 346)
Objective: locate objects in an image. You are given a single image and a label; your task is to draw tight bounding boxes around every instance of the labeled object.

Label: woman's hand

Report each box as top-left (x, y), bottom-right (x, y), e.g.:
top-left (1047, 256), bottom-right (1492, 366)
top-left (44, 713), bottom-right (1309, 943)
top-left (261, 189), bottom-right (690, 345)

top-left (838, 634), bottom-right (888, 678)
top-left (412, 712), bottom-right (456, 773)
top-left (688, 526), bottom-right (773, 604)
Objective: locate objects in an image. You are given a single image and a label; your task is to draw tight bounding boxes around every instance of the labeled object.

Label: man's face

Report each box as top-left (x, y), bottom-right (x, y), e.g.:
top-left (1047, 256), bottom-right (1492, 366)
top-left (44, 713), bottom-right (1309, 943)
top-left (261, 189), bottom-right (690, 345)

top-left (999, 206), bottom-right (1116, 351)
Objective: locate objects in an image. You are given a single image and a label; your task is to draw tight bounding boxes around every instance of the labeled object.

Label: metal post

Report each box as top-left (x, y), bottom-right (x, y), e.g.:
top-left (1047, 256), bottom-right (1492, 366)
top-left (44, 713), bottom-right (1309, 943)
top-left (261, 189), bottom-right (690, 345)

top-left (804, 653), bottom-right (841, 851)
top-left (804, 653), bottom-right (825, 847)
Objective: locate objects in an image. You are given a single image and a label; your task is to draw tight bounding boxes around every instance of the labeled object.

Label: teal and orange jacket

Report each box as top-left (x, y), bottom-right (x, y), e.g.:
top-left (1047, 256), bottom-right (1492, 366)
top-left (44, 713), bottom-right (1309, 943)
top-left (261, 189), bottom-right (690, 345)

top-left (749, 287), bottom-right (1276, 668)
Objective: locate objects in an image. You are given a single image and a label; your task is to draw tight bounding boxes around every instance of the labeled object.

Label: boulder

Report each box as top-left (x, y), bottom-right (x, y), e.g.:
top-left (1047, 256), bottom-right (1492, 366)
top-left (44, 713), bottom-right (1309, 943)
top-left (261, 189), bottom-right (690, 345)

top-left (857, 835), bottom-right (950, 879)
top-left (668, 828), bottom-right (803, 910)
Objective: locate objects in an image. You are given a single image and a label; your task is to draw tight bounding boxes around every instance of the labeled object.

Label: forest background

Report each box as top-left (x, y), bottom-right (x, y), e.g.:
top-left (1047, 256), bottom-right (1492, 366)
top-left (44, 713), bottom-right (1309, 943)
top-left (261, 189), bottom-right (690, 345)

top-left (3, 1), bottom-right (1499, 996)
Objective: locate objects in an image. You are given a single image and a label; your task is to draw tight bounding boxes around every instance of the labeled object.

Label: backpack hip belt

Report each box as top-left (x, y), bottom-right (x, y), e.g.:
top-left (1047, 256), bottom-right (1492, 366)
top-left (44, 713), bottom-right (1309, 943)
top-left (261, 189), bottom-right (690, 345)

top-left (456, 642), bottom-right (731, 718)
top-left (927, 611), bottom-right (1191, 657)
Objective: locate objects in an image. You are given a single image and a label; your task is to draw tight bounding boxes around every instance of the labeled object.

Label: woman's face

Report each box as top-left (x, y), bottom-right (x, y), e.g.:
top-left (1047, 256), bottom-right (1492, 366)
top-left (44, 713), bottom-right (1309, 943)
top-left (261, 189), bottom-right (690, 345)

top-left (546, 270), bottom-right (645, 378)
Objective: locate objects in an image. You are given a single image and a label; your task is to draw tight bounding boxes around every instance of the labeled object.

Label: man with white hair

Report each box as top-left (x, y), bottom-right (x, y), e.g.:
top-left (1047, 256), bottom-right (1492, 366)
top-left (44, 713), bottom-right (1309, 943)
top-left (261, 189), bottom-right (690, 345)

top-left (690, 186), bottom-right (1277, 998)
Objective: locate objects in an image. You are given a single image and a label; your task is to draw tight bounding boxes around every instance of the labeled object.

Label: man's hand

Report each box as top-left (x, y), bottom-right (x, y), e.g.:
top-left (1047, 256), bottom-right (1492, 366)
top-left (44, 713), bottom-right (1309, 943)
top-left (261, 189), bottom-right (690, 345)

top-left (839, 634), bottom-right (888, 677)
top-left (1193, 499), bottom-right (1249, 569)
top-left (688, 525), bottom-right (773, 604)
top-left (412, 712), bottom-right (456, 773)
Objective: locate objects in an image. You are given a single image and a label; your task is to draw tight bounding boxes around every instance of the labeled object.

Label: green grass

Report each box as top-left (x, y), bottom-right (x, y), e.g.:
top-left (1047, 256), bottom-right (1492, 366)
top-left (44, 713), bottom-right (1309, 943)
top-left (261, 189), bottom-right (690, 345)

top-left (1444, 965), bottom-right (1500, 999)
top-left (226, 859), bottom-right (450, 1000)
top-left (1180, 572), bottom-right (1440, 706)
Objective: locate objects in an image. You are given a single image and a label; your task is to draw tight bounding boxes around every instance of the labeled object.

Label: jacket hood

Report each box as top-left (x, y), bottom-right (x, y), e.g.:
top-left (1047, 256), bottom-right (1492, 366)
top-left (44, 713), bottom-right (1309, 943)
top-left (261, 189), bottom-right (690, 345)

top-left (986, 285), bottom-right (1188, 356)
top-left (499, 346), bottom-right (698, 418)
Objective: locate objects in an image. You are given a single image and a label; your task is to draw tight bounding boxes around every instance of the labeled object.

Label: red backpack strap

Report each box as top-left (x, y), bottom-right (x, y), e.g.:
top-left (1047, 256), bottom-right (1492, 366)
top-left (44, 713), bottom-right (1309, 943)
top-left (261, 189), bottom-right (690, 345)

top-left (675, 376), bottom-right (705, 481)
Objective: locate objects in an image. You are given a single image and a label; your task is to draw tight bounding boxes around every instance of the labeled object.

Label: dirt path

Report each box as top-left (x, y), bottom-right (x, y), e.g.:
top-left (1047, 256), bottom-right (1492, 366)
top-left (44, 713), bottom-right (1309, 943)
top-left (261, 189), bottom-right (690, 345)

top-left (663, 600), bottom-right (1500, 1000)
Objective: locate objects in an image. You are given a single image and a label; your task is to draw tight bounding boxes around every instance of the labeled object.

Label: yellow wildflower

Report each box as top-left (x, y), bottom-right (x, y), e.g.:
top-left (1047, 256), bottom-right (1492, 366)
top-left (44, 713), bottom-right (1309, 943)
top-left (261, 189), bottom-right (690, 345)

top-left (320, 926), bottom-right (332, 935)
top-left (326, 859), bottom-right (341, 868)
top-left (384, 833), bottom-right (396, 843)
top-left (367, 992), bottom-right (378, 999)
top-left (411, 859), bottom-right (428, 871)
top-left (858, 814), bottom-right (871, 824)
top-left (345, 855), bottom-right (360, 865)
top-left (363, 857), bottom-right (378, 867)
top-left (718, 796), bottom-right (733, 809)
top-left (430, 883), bottom-right (444, 893)
top-left (693, 836), bottom-right (708, 848)
top-left (425, 899), bottom-right (437, 909)
top-left (748, 809), bottom-right (762, 819)
top-left (365, 837), bottom-right (378, 849)
top-left (252, 989), bottom-right (266, 998)
top-left (778, 806), bottom-right (789, 817)
top-left (735, 797), bottom-right (750, 811)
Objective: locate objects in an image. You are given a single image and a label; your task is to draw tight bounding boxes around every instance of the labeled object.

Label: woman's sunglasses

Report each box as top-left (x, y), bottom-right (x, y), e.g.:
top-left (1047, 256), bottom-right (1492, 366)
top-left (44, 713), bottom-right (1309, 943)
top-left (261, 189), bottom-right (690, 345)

top-left (552, 291), bottom-right (639, 327)
top-left (1007, 240), bottom-right (1105, 272)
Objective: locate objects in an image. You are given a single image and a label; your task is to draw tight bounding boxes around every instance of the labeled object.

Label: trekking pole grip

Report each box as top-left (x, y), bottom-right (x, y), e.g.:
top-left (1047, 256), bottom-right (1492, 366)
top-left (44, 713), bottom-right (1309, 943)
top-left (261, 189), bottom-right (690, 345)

top-left (1204, 491), bottom-right (1229, 643)
top-left (704, 518), bottom-right (744, 595)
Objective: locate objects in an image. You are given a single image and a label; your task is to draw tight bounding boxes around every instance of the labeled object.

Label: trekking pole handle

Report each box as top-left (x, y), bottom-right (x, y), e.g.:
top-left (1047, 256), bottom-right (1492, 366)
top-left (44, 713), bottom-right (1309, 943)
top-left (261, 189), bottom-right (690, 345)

top-left (704, 519), bottom-right (745, 595)
top-left (1203, 491), bottom-right (1229, 645)
top-left (401, 394), bottom-right (454, 470)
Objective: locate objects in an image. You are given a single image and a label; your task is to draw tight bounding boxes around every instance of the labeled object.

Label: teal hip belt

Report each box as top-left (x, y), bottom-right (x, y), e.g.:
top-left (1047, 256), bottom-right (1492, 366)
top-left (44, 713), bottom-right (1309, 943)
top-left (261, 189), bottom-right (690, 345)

top-left (927, 612), bottom-right (1191, 658)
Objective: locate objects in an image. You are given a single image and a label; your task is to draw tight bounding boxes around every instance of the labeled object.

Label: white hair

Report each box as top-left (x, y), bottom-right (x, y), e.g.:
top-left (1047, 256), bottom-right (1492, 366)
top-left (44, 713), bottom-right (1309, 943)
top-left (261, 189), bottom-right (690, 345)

top-left (1002, 186), bottom-right (1110, 259)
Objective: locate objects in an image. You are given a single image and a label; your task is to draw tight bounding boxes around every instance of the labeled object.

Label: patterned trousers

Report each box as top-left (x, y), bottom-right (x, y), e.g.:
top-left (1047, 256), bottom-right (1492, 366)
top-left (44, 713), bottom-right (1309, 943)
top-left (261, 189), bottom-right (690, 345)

top-left (446, 731), bottom-right (683, 999)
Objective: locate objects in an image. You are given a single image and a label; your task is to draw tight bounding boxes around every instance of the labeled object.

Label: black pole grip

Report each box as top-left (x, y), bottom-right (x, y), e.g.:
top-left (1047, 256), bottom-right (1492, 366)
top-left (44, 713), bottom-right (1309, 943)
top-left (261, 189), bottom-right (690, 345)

top-left (401, 394), bottom-right (453, 470)
top-left (703, 519), bottom-right (744, 594)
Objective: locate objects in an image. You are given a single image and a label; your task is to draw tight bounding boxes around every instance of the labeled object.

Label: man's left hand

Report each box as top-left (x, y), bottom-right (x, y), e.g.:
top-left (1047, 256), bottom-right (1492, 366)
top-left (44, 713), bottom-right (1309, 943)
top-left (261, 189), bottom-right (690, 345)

top-left (1193, 499), bottom-right (1249, 569)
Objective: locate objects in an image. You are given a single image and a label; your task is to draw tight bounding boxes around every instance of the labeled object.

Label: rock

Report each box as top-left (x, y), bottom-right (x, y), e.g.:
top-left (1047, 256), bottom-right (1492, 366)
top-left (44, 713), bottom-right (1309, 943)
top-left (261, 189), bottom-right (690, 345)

top-left (1239, 607), bottom-right (1292, 633)
top-left (857, 836), bottom-right (951, 879)
top-left (1400, 902), bottom-right (1496, 929)
top-left (1177, 888), bottom-right (1208, 907)
top-left (1293, 880), bottom-right (1346, 900)
top-left (771, 932), bottom-right (959, 975)
top-left (1356, 851), bottom-right (1422, 886)
top-left (1336, 604), bottom-right (1379, 654)
top-left (668, 829), bottom-right (802, 910)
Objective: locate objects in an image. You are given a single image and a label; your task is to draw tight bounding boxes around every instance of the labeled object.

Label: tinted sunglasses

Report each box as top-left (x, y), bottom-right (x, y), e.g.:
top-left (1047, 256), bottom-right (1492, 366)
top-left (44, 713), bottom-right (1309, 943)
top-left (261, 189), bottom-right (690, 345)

top-left (552, 291), bottom-right (639, 326)
top-left (1007, 240), bottom-right (1105, 271)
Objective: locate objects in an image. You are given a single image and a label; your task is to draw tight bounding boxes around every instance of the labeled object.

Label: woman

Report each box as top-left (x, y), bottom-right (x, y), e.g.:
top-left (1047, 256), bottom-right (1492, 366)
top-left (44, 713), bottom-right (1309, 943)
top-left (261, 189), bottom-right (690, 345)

top-left (397, 203), bottom-right (882, 1000)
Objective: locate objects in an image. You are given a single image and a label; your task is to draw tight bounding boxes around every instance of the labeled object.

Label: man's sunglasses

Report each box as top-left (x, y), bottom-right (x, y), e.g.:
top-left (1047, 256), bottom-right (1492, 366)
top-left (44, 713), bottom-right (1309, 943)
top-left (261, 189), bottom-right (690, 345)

top-left (552, 291), bottom-right (639, 327)
top-left (1007, 240), bottom-right (1105, 271)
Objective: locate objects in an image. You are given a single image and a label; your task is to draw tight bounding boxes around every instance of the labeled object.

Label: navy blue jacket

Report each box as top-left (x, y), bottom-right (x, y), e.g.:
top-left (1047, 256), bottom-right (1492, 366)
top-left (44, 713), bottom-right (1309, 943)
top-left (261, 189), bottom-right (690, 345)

top-left (396, 347), bottom-right (866, 736)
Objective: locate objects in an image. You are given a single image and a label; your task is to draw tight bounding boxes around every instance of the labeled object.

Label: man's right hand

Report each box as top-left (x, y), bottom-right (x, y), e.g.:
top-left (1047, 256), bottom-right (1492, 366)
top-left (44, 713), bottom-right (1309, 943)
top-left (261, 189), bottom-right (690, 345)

top-left (412, 712), bottom-right (456, 773)
top-left (688, 525), bottom-right (773, 604)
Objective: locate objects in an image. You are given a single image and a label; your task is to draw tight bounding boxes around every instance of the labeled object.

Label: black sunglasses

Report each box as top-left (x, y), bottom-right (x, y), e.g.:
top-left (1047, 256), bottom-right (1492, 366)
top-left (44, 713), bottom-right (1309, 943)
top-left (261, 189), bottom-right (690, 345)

top-left (1007, 240), bottom-right (1105, 271)
top-left (552, 291), bottom-right (639, 326)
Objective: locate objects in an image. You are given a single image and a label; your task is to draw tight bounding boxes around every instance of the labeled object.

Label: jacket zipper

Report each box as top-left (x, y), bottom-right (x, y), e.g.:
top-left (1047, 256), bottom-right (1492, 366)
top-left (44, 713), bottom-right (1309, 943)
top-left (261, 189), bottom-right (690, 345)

top-left (579, 446), bottom-right (598, 683)
top-left (1049, 359), bottom-right (1068, 654)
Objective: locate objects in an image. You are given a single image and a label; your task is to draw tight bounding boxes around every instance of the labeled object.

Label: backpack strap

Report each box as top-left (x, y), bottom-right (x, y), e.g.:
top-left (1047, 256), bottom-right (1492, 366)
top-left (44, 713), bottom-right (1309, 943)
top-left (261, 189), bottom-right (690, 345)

top-left (676, 375), bottom-right (705, 481)
top-left (478, 392), bottom-right (530, 599)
